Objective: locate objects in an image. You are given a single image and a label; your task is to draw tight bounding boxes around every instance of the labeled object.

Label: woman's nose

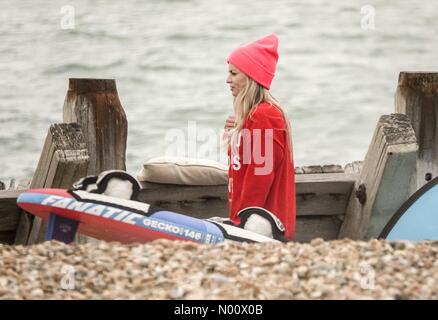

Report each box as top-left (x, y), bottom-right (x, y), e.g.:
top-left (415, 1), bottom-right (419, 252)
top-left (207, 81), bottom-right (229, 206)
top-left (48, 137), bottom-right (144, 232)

top-left (226, 75), bottom-right (232, 84)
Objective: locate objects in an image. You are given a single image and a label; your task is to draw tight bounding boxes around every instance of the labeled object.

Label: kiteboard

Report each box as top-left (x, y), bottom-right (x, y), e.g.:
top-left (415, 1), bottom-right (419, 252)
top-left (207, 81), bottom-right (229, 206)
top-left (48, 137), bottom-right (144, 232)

top-left (17, 188), bottom-right (279, 244)
top-left (380, 175), bottom-right (438, 241)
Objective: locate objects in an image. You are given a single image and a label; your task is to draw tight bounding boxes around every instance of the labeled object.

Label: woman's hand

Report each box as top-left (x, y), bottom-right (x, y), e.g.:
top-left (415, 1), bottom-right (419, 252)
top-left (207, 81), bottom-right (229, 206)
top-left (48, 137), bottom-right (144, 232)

top-left (224, 115), bottom-right (236, 131)
top-left (222, 115), bottom-right (236, 143)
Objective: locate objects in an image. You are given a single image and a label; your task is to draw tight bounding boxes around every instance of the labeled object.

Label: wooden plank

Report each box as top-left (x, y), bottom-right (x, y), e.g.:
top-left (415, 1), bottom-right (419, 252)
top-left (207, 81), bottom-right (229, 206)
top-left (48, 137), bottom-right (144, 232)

top-left (0, 178), bottom-right (31, 234)
top-left (139, 172), bottom-right (356, 201)
top-left (344, 161), bottom-right (363, 175)
top-left (13, 211), bottom-right (31, 245)
top-left (138, 172), bottom-right (356, 217)
top-left (296, 172), bottom-right (356, 195)
top-left (297, 194), bottom-right (349, 216)
top-left (148, 192), bottom-right (350, 219)
top-left (13, 176), bottom-right (31, 246)
top-left (16, 123), bottom-right (89, 245)
top-left (395, 72), bottom-right (438, 193)
top-left (14, 128), bottom-right (56, 244)
top-left (30, 128), bottom-right (55, 188)
top-left (63, 78), bottom-right (127, 175)
top-left (0, 199), bottom-right (20, 232)
top-left (322, 165), bottom-right (344, 173)
top-left (0, 231), bottom-right (16, 244)
top-left (295, 165), bottom-right (344, 174)
top-left (0, 189), bottom-right (24, 200)
top-left (0, 178), bottom-right (31, 237)
top-left (338, 114), bottom-right (417, 240)
top-left (294, 216), bottom-right (343, 242)
top-left (5, 180), bottom-right (32, 244)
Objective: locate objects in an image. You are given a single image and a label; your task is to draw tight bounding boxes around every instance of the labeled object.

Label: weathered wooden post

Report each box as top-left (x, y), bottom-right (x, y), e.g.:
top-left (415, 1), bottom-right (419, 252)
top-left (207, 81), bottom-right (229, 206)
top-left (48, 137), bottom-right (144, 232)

top-left (63, 78), bottom-right (128, 175)
top-left (338, 114), bottom-right (417, 240)
top-left (395, 72), bottom-right (438, 192)
top-left (15, 123), bottom-right (89, 244)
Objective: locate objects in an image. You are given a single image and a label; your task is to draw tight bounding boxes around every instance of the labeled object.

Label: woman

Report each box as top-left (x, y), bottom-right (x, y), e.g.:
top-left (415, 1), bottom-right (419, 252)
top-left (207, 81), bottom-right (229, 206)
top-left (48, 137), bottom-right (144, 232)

top-left (224, 33), bottom-right (296, 241)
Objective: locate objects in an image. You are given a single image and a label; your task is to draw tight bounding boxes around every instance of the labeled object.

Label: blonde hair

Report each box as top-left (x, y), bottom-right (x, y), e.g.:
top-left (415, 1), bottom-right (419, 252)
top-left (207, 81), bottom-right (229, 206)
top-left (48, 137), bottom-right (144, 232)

top-left (225, 75), bottom-right (293, 160)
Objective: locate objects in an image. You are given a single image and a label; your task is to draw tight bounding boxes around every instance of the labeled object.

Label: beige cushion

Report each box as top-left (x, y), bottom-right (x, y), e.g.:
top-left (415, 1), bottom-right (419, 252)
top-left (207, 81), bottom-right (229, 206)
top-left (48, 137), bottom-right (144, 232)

top-left (137, 157), bottom-right (228, 185)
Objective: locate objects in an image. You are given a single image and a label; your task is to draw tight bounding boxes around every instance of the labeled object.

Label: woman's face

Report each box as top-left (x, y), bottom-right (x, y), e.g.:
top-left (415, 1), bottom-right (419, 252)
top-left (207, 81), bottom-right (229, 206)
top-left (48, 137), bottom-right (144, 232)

top-left (226, 63), bottom-right (247, 97)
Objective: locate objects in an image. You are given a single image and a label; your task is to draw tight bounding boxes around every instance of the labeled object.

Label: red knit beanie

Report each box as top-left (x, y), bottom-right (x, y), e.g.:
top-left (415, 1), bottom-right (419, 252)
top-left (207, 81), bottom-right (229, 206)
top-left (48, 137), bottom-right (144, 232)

top-left (227, 33), bottom-right (279, 90)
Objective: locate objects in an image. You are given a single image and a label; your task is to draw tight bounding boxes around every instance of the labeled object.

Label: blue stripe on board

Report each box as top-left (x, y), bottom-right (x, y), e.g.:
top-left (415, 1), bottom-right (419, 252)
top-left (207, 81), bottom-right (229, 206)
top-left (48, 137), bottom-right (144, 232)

top-left (17, 192), bottom-right (52, 205)
top-left (149, 211), bottom-right (225, 243)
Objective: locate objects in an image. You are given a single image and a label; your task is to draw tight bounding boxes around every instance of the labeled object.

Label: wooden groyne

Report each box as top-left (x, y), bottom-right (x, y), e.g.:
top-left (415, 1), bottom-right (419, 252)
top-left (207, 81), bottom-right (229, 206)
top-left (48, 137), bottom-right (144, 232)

top-left (1, 72), bottom-right (437, 244)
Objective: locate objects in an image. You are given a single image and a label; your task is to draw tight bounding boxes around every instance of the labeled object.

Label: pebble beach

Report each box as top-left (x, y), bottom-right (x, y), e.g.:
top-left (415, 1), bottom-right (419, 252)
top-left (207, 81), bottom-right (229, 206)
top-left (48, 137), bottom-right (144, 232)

top-left (0, 238), bottom-right (437, 300)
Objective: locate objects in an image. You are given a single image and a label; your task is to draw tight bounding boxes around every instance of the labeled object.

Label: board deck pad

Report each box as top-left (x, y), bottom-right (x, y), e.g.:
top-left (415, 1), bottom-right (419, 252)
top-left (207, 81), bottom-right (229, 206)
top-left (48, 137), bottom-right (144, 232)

top-left (17, 188), bottom-right (278, 244)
